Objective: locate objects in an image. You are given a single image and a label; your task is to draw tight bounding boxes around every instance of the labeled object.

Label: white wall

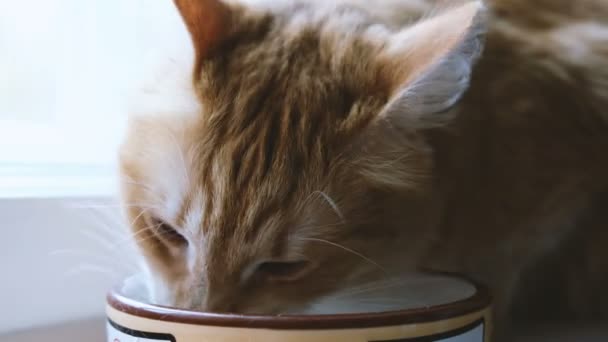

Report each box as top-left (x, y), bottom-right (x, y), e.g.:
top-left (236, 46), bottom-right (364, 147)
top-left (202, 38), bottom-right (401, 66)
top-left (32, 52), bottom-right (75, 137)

top-left (0, 197), bottom-right (136, 334)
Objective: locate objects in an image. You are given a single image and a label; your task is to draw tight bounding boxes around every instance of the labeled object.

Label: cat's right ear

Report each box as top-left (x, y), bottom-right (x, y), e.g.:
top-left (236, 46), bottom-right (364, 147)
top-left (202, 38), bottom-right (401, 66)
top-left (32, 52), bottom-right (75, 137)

top-left (378, 1), bottom-right (486, 128)
top-left (173, 0), bottom-right (234, 65)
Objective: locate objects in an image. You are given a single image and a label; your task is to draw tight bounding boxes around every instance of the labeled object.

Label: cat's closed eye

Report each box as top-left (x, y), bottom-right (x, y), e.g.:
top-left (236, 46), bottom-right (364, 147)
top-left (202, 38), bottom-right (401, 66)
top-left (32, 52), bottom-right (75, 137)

top-left (256, 260), bottom-right (314, 283)
top-left (150, 217), bottom-right (188, 247)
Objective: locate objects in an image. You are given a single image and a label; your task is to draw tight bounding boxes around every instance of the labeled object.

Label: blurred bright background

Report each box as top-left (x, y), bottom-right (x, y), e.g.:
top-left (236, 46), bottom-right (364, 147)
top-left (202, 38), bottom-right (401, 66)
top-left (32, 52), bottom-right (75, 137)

top-left (0, 0), bottom-right (182, 338)
top-left (0, 0), bottom-right (181, 177)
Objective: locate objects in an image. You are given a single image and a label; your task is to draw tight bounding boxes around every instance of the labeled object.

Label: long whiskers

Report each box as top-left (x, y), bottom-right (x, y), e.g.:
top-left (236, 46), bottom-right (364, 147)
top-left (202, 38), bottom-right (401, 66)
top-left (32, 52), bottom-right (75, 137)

top-left (51, 249), bottom-right (138, 274)
top-left (299, 237), bottom-right (388, 275)
top-left (55, 204), bottom-right (142, 272)
top-left (64, 264), bottom-right (122, 279)
top-left (69, 202), bottom-right (160, 210)
top-left (104, 222), bottom-right (163, 251)
top-left (120, 176), bottom-right (158, 194)
top-left (331, 278), bottom-right (412, 300)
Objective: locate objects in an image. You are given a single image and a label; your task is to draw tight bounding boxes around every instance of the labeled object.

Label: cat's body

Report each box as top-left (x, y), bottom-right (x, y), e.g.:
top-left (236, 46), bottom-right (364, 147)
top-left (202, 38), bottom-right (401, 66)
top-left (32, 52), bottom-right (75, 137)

top-left (120, 0), bottom-right (608, 339)
top-left (425, 7), bottom-right (608, 327)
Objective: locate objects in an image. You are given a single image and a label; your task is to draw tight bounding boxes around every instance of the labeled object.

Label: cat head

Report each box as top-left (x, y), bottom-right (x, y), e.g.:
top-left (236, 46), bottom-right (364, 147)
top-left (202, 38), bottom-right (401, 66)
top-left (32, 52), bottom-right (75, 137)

top-left (120, 0), bottom-right (485, 314)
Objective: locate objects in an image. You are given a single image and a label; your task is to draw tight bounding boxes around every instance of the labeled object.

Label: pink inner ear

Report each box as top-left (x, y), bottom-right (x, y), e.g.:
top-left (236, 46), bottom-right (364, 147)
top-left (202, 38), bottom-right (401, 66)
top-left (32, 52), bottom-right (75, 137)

top-left (173, 0), bottom-right (232, 61)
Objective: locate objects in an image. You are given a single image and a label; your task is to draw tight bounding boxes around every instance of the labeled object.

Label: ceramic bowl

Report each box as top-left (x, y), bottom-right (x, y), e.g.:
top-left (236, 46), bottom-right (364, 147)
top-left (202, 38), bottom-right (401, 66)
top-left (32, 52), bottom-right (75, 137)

top-left (106, 273), bottom-right (492, 342)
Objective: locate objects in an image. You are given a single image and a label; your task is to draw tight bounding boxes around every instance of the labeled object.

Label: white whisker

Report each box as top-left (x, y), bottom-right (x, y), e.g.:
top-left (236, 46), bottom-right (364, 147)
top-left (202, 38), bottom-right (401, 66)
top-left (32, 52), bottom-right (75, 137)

top-left (315, 191), bottom-right (345, 222)
top-left (80, 226), bottom-right (123, 251)
top-left (299, 237), bottom-right (387, 274)
top-left (302, 190), bottom-right (346, 224)
top-left (71, 208), bottom-right (130, 243)
top-left (120, 177), bottom-right (158, 194)
top-left (64, 264), bottom-right (120, 278)
top-left (50, 249), bottom-right (137, 273)
top-left (108, 222), bottom-right (164, 251)
top-left (332, 278), bottom-right (411, 299)
top-left (68, 202), bottom-right (160, 210)
top-left (130, 208), bottom-right (150, 227)
top-left (166, 129), bottom-right (190, 188)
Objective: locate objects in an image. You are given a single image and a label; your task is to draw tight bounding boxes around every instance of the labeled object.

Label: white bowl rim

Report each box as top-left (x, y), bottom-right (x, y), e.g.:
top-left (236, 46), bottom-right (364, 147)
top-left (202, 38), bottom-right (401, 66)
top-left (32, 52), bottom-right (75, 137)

top-left (107, 272), bottom-right (491, 330)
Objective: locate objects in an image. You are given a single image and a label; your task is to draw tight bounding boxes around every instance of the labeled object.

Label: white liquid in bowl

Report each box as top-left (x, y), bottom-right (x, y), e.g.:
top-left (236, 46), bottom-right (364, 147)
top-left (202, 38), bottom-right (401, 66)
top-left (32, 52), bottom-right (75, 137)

top-left (304, 274), bottom-right (477, 314)
top-left (120, 273), bottom-right (477, 315)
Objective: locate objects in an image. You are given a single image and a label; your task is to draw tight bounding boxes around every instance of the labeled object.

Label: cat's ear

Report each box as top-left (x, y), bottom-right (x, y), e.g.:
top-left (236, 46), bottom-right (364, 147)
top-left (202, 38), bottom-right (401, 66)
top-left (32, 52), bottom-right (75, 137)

top-left (173, 0), bottom-right (233, 61)
top-left (379, 1), bottom-right (486, 127)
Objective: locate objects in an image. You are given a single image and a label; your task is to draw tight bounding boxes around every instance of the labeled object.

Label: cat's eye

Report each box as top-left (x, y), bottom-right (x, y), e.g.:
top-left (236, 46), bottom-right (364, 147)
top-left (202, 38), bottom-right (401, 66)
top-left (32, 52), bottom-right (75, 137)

top-left (151, 217), bottom-right (188, 247)
top-left (256, 260), bottom-right (313, 282)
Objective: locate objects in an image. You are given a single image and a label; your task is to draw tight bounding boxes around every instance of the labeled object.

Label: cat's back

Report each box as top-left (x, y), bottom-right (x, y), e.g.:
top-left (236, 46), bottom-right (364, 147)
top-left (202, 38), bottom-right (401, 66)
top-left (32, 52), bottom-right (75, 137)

top-left (468, 0), bottom-right (608, 135)
top-left (490, 0), bottom-right (608, 29)
top-left (428, 0), bottom-right (608, 246)
top-left (437, 0), bottom-right (608, 201)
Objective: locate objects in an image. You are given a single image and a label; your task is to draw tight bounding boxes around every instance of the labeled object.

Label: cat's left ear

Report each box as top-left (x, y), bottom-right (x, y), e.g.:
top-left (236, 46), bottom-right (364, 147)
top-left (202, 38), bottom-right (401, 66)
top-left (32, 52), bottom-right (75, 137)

top-left (379, 1), bottom-right (486, 126)
top-left (173, 0), bottom-right (234, 62)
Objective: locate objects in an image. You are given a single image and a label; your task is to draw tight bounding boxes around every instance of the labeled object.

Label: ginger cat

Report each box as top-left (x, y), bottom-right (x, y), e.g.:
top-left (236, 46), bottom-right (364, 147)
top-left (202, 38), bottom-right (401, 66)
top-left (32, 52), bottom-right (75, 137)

top-left (119, 0), bottom-right (608, 339)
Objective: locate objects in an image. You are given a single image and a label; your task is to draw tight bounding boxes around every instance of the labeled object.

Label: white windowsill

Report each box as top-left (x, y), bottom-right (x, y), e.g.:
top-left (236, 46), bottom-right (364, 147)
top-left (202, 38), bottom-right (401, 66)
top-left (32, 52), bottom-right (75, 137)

top-left (0, 175), bottom-right (132, 334)
top-left (0, 162), bottom-right (119, 199)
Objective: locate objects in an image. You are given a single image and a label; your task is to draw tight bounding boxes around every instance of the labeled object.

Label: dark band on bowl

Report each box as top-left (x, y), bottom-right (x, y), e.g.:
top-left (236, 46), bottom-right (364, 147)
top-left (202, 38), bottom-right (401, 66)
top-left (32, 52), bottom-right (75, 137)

top-left (370, 318), bottom-right (485, 341)
top-left (108, 318), bottom-right (177, 341)
top-left (107, 272), bottom-right (491, 330)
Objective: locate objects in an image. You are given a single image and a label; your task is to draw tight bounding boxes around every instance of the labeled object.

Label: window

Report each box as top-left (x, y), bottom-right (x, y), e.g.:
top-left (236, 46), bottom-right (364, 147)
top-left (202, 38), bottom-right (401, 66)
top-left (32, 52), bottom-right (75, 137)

top-left (0, 1), bottom-right (182, 335)
top-left (0, 0), bottom-right (182, 197)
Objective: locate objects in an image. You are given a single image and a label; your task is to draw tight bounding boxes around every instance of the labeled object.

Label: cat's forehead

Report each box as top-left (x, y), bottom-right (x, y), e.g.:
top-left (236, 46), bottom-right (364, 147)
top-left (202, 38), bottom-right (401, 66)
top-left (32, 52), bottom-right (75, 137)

top-left (181, 5), bottom-right (391, 236)
top-left (191, 7), bottom-right (389, 178)
top-left (197, 2), bottom-right (389, 123)
top-left (189, 120), bottom-right (312, 239)
top-left (123, 1), bottom-right (391, 241)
